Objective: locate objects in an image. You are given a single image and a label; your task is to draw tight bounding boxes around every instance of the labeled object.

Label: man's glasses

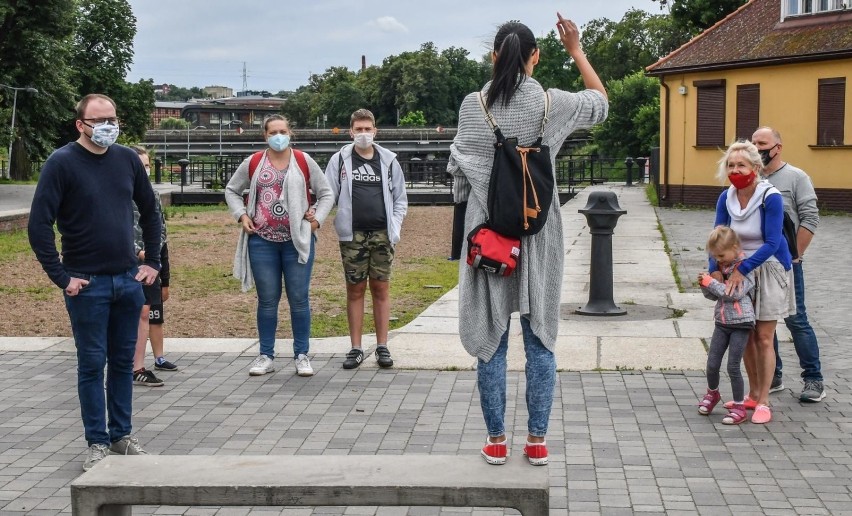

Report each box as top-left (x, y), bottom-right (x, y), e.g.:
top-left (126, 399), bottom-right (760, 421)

top-left (82, 117), bottom-right (120, 126)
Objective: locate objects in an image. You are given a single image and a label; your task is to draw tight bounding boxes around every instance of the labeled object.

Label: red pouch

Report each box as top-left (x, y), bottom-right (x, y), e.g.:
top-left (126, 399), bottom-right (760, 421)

top-left (466, 223), bottom-right (521, 277)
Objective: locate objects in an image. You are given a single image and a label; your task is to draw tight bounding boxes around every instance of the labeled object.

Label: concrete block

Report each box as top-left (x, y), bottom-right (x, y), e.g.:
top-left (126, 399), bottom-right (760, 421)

top-left (71, 455), bottom-right (548, 515)
top-left (599, 337), bottom-right (707, 371)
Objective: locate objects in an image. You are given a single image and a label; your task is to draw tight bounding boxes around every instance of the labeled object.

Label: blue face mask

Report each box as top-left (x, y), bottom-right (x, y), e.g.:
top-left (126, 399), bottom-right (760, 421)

top-left (268, 133), bottom-right (290, 152)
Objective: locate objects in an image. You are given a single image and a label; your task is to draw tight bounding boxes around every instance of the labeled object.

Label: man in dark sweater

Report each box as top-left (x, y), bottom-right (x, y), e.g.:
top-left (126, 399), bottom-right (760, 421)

top-left (28, 94), bottom-right (162, 471)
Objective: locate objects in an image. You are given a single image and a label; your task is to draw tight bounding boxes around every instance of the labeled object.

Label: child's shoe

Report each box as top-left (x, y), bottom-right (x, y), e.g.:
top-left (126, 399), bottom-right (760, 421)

top-left (481, 439), bottom-right (507, 465)
top-left (523, 441), bottom-right (548, 466)
top-left (724, 395), bottom-right (757, 410)
top-left (722, 403), bottom-right (748, 425)
top-left (698, 389), bottom-right (721, 415)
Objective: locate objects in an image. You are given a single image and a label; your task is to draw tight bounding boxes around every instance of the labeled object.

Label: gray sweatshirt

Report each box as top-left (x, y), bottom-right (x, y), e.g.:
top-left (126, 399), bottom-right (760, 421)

top-left (700, 259), bottom-right (756, 327)
top-left (762, 163), bottom-right (819, 234)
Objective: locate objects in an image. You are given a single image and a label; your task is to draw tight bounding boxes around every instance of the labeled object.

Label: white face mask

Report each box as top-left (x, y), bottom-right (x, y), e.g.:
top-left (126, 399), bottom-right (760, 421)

top-left (88, 122), bottom-right (120, 148)
top-left (353, 133), bottom-right (374, 150)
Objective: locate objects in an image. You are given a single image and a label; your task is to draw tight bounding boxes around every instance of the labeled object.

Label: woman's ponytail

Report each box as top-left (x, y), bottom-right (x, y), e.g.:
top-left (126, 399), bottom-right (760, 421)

top-left (485, 21), bottom-right (537, 109)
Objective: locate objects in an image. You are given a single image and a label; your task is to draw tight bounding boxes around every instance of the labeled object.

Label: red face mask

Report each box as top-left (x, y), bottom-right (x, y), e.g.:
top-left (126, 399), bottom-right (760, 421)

top-left (728, 171), bottom-right (755, 189)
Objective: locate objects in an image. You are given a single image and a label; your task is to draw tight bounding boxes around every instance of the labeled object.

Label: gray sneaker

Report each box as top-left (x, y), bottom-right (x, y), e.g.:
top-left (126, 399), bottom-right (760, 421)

top-left (109, 435), bottom-right (148, 455)
top-left (295, 354), bottom-right (314, 377)
top-left (83, 443), bottom-right (110, 471)
top-left (769, 374), bottom-right (784, 393)
top-left (249, 355), bottom-right (275, 376)
top-left (800, 379), bottom-right (826, 402)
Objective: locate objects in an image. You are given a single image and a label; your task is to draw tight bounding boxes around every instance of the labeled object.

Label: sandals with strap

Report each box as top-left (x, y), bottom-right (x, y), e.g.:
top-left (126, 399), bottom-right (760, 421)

top-left (722, 404), bottom-right (748, 425)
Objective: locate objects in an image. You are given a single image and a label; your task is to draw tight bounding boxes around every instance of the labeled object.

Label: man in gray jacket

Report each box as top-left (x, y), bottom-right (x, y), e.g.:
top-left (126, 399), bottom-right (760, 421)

top-left (752, 126), bottom-right (824, 402)
top-left (325, 109), bottom-right (408, 369)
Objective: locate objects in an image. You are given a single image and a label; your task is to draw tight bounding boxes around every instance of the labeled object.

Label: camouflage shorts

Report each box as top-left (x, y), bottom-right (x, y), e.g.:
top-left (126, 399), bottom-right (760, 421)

top-left (339, 230), bottom-right (395, 284)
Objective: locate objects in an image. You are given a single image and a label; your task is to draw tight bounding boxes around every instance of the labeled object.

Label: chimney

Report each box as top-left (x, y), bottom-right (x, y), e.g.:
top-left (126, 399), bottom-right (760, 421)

top-left (361, 55), bottom-right (366, 71)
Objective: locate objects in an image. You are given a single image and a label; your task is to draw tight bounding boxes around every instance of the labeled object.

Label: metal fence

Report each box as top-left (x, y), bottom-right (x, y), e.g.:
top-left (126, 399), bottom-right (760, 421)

top-left (16, 153), bottom-right (645, 192)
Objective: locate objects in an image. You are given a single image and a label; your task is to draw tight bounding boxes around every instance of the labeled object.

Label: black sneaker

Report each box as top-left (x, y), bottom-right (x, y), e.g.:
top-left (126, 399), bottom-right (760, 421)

top-left (769, 374), bottom-right (784, 393)
top-left (342, 348), bottom-right (364, 369)
top-left (375, 345), bottom-right (394, 368)
top-left (154, 359), bottom-right (178, 371)
top-left (133, 368), bottom-right (164, 387)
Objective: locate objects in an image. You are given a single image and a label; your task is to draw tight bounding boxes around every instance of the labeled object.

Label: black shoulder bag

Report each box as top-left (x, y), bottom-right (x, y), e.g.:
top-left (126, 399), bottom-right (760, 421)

top-left (477, 90), bottom-right (554, 237)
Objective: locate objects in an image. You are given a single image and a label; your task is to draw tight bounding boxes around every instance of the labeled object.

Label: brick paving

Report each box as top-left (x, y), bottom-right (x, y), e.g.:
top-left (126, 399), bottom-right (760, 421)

top-left (1, 203), bottom-right (850, 515)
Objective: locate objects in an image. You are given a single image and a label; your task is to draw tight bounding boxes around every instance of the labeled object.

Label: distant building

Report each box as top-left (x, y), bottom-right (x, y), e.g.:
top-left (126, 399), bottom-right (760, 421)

top-left (645, 0), bottom-right (852, 211)
top-left (203, 86), bottom-right (234, 99)
top-left (181, 95), bottom-right (287, 130)
top-left (150, 101), bottom-right (189, 128)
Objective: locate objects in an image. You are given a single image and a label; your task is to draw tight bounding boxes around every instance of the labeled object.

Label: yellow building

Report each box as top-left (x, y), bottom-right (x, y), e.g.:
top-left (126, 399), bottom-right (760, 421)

top-left (646, 0), bottom-right (852, 211)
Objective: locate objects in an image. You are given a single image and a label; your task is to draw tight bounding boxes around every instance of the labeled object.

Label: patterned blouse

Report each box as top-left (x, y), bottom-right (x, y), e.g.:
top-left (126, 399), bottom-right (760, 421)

top-left (251, 158), bottom-right (291, 242)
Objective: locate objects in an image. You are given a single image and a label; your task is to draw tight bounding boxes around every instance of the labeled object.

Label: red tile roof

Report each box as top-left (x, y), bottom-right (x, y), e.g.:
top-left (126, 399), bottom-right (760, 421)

top-left (646, 0), bottom-right (852, 75)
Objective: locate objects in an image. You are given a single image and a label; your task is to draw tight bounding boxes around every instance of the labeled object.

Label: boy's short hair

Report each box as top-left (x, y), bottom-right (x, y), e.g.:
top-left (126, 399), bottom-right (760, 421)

top-left (75, 94), bottom-right (117, 120)
top-left (350, 109), bottom-right (375, 128)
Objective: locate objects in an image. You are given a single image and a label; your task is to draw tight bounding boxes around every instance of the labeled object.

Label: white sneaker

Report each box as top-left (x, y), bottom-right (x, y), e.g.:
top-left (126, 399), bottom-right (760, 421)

top-left (295, 354), bottom-right (314, 377)
top-left (248, 355), bottom-right (275, 376)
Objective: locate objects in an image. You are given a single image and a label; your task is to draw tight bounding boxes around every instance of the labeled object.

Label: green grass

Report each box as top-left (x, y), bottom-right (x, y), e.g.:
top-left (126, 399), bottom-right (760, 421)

top-left (163, 204), bottom-right (228, 220)
top-left (656, 220), bottom-right (685, 293)
top-left (645, 182), bottom-right (658, 205)
top-left (173, 264), bottom-right (235, 296)
top-left (0, 285), bottom-right (54, 300)
top-left (0, 229), bottom-right (32, 263)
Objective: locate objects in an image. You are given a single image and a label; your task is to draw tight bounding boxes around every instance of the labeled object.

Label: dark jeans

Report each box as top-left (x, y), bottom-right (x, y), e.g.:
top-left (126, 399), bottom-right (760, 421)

top-left (774, 261), bottom-right (822, 381)
top-left (64, 269), bottom-right (144, 446)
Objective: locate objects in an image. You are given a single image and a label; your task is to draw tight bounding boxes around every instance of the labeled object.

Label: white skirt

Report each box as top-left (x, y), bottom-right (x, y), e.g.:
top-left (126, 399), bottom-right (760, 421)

top-left (753, 260), bottom-right (795, 321)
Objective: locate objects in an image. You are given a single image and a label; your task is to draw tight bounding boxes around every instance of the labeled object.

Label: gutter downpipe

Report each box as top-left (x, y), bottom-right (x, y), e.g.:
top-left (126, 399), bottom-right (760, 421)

top-left (660, 80), bottom-right (671, 201)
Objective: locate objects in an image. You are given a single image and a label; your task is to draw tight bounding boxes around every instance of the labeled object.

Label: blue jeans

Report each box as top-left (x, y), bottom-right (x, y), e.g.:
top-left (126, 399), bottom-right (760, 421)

top-left (477, 317), bottom-right (556, 438)
top-left (64, 269), bottom-right (144, 446)
top-left (774, 261), bottom-right (822, 381)
top-left (249, 235), bottom-right (314, 359)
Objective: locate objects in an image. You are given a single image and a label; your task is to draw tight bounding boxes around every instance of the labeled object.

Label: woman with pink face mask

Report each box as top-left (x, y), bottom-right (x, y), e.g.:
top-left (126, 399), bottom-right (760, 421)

top-left (708, 140), bottom-right (794, 424)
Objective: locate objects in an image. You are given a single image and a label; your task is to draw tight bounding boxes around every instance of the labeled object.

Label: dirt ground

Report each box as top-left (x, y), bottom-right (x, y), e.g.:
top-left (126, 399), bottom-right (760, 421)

top-left (1, 205), bottom-right (455, 338)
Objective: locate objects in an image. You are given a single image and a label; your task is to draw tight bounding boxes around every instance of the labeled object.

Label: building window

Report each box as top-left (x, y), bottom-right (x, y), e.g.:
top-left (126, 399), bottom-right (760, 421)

top-left (736, 84), bottom-right (760, 141)
top-left (210, 113), bottom-right (220, 125)
top-left (817, 77), bottom-right (845, 145)
top-left (694, 79), bottom-right (726, 147)
top-left (783, 0), bottom-right (846, 18)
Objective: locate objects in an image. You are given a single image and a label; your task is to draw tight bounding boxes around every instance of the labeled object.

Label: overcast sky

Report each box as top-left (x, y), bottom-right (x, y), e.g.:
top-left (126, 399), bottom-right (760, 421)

top-left (126, 1), bottom-right (658, 93)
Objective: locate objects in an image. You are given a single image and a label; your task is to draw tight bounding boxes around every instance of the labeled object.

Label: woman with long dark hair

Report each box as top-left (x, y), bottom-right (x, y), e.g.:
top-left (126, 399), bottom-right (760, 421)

top-left (449, 14), bottom-right (608, 465)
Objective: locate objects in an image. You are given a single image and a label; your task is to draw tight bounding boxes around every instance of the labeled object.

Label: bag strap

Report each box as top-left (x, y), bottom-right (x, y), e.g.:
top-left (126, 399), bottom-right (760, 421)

top-left (477, 90), bottom-right (550, 139)
top-left (249, 149), bottom-right (312, 205)
top-left (292, 149), bottom-right (312, 205)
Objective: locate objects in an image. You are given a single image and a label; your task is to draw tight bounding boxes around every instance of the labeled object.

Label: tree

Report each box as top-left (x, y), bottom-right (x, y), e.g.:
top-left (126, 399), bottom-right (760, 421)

top-left (309, 67), bottom-right (363, 128)
top-left (0, 0), bottom-right (77, 177)
top-left (650, 0), bottom-right (748, 36)
top-left (533, 30), bottom-right (580, 91)
top-left (69, 0), bottom-right (152, 140)
top-left (581, 9), bottom-right (689, 84)
top-left (399, 110), bottom-right (426, 127)
top-left (280, 86), bottom-right (316, 129)
top-left (158, 116), bottom-right (189, 130)
top-left (591, 71), bottom-right (660, 158)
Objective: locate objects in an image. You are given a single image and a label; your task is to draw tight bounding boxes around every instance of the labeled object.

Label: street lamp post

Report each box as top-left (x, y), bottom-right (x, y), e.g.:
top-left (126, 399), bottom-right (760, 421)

top-left (1, 84), bottom-right (38, 179)
top-left (218, 119), bottom-right (242, 156)
top-left (187, 125), bottom-right (206, 160)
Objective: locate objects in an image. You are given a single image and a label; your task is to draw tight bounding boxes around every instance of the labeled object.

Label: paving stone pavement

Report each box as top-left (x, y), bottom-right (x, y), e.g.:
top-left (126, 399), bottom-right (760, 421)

top-left (1, 190), bottom-right (850, 515)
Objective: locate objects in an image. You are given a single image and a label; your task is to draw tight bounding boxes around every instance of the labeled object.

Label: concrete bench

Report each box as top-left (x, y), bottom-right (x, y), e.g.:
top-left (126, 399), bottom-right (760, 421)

top-left (71, 455), bottom-right (549, 515)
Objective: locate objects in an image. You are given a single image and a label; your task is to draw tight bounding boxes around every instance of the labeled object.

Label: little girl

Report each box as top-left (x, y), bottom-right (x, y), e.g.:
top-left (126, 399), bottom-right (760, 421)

top-left (697, 226), bottom-right (756, 425)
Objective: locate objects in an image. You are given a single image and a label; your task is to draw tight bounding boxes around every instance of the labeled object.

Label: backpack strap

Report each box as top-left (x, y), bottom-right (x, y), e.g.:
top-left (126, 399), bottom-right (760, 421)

top-left (477, 90), bottom-right (550, 141)
top-left (248, 151), bottom-right (264, 181)
top-left (292, 149), bottom-right (312, 205)
top-left (247, 150), bottom-right (312, 205)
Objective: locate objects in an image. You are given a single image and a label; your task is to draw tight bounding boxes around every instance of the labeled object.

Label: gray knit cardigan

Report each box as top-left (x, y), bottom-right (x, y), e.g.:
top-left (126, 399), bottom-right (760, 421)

top-left (448, 78), bottom-right (608, 362)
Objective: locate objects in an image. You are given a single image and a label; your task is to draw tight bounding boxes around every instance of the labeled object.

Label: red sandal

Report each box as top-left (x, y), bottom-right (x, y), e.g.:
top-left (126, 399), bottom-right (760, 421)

top-left (722, 403), bottom-right (747, 425)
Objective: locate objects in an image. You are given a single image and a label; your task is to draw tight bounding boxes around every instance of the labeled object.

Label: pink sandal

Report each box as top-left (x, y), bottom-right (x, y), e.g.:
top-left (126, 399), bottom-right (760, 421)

top-left (722, 403), bottom-right (747, 425)
top-left (698, 389), bottom-right (721, 415)
top-left (724, 395), bottom-right (757, 410)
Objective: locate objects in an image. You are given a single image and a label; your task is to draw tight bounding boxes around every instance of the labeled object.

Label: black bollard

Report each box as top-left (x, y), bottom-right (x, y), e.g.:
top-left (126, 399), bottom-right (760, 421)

top-left (576, 191), bottom-right (627, 316)
top-left (178, 159), bottom-right (190, 192)
top-left (624, 156), bottom-right (634, 186)
top-left (154, 158), bottom-right (162, 184)
top-left (635, 156), bottom-right (647, 184)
